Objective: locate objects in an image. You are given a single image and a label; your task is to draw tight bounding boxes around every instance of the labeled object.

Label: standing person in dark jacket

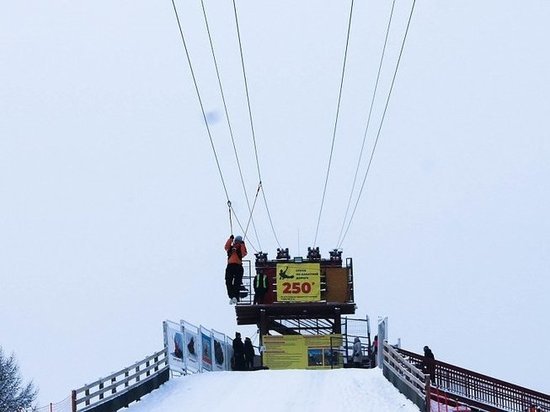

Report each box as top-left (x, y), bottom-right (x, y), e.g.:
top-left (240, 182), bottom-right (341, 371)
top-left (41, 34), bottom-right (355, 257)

top-left (253, 270), bottom-right (268, 304)
top-left (244, 337), bottom-right (255, 370)
top-left (232, 332), bottom-right (245, 371)
top-left (422, 345), bottom-right (436, 383)
top-left (225, 235), bottom-right (248, 305)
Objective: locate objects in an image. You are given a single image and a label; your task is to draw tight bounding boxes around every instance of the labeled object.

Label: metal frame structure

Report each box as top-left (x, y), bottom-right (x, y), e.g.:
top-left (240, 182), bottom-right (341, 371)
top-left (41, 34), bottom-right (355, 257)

top-left (235, 252), bottom-right (356, 337)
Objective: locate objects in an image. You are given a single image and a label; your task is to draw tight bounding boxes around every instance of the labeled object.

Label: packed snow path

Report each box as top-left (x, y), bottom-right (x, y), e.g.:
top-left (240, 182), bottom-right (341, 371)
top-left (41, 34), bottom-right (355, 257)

top-left (127, 368), bottom-right (420, 412)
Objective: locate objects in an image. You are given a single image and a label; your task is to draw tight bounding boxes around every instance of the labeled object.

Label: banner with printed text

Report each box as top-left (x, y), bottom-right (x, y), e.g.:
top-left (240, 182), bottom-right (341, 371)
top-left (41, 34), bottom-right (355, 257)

top-left (263, 334), bottom-right (342, 369)
top-left (276, 263), bottom-right (321, 302)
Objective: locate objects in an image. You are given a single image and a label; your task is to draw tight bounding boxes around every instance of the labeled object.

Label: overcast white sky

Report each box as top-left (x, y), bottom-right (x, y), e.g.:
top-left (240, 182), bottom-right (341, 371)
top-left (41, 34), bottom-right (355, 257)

top-left (1, 0), bottom-right (549, 405)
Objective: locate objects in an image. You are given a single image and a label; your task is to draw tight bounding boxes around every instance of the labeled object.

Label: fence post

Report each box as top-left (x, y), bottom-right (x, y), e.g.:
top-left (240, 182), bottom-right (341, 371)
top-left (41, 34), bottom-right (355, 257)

top-left (71, 390), bottom-right (77, 412)
top-left (425, 374), bottom-right (431, 412)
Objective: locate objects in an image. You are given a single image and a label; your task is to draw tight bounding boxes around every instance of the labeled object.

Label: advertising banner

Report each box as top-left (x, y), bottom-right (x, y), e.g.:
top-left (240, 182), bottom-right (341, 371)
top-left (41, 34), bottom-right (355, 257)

top-left (182, 320), bottom-right (200, 373)
top-left (276, 263), bottom-right (321, 302)
top-left (263, 335), bottom-right (306, 369)
top-left (226, 337), bottom-right (234, 371)
top-left (305, 335), bottom-right (342, 368)
top-left (163, 321), bottom-right (185, 374)
top-left (200, 326), bottom-right (213, 372)
top-left (212, 330), bottom-right (227, 371)
top-left (263, 334), bottom-right (342, 369)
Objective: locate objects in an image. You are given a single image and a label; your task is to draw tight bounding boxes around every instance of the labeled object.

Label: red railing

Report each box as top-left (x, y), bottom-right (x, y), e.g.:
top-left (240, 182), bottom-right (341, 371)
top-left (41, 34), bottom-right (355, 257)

top-left (398, 348), bottom-right (550, 412)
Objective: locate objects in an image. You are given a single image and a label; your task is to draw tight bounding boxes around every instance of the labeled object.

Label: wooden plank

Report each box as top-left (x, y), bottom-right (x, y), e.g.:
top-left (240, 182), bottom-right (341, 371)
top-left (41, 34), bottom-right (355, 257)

top-left (325, 267), bottom-right (349, 302)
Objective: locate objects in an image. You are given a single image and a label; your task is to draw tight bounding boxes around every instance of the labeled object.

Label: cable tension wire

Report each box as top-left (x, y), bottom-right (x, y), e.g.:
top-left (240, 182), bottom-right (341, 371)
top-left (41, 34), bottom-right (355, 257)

top-left (339, 0), bottom-right (418, 247)
top-left (313, 0), bottom-right (355, 247)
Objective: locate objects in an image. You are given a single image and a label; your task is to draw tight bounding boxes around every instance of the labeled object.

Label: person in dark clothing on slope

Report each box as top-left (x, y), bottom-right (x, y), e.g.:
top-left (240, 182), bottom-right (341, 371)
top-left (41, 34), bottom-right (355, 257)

top-left (232, 332), bottom-right (245, 371)
top-left (244, 337), bottom-right (255, 370)
top-left (225, 235), bottom-right (248, 305)
top-left (422, 345), bottom-right (436, 383)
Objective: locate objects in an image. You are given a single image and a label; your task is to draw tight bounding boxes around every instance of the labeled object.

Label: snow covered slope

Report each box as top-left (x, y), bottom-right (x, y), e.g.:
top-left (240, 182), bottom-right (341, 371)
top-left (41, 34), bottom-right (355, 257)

top-left (126, 368), bottom-right (420, 412)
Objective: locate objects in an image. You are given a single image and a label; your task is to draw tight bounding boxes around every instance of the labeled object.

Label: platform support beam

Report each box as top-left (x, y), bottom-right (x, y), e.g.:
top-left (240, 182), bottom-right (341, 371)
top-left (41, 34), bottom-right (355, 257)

top-left (333, 307), bottom-right (341, 334)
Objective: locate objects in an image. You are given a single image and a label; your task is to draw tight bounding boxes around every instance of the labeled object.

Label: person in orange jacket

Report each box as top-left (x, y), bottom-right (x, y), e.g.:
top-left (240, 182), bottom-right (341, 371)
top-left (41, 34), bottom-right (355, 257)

top-left (225, 235), bottom-right (247, 304)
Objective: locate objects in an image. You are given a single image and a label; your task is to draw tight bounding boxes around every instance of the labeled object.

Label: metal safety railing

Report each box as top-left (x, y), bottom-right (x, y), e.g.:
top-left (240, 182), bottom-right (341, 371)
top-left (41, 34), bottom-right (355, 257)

top-left (397, 348), bottom-right (550, 412)
top-left (382, 342), bottom-right (428, 411)
top-left (71, 349), bottom-right (168, 412)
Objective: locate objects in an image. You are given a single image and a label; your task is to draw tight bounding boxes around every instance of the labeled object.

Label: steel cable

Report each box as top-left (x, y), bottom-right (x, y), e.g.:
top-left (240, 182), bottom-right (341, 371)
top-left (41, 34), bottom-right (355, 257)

top-left (200, 0), bottom-right (262, 251)
top-left (170, 0), bottom-right (230, 202)
top-left (313, 0), bottom-right (355, 247)
top-left (338, 0), bottom-right (418, 247)
top-left (336, 0), bottom-right (397, 247)
top-left (232, 0), bottom-right (281, 249)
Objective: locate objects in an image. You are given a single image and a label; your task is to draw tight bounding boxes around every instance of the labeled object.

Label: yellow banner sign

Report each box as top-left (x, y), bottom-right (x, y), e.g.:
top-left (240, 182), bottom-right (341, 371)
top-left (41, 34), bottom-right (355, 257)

top-left (276, 263), bottom-right (321, 302)
top-left (262, 335), bottom-right (307, 369)
top-left (263, 334), bottom-right (343, 370)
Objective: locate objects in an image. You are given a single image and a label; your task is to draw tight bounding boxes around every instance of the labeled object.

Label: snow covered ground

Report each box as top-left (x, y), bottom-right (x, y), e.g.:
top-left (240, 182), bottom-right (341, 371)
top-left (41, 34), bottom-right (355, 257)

top-left (126, 368), bottom-right (420, 412)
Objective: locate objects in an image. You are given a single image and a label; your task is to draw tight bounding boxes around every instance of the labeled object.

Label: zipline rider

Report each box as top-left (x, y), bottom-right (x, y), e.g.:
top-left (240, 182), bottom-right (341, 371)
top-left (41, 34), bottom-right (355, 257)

top-left (225, 235), bottom-right (247, 305)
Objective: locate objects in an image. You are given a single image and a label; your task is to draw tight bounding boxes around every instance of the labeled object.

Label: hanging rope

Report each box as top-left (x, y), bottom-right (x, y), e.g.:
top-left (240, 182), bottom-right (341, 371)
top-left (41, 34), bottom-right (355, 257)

top-left (336, 0), bottom-right (397, 247)
top-left (338, 0), bottom-right (418, 247)
top-left (313, 0), bottom-right (355, 247)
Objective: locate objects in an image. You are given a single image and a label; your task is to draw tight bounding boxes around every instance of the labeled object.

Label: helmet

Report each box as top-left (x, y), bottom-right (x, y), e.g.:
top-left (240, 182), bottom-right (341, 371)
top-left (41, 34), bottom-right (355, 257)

top-left (235, 235), bottom-right (243, 243)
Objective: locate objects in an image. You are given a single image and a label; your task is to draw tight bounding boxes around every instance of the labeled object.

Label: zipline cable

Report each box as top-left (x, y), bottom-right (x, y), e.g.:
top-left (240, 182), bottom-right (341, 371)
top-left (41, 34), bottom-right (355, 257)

top-left (260, 185), bottom-right (282, 248)
top-left (232, 0), bottom-right (261, 181)
top-left (313, 0), bottom-right (355, 247)
top-left (170, 0), bottom-right (230, 203)
top-left (232, 0), bottom-right (282, 249)
top-left (171, 0), bottom-right (258, 252)
top-left (338, 0), bottom-right (418, 247)
top-left (336, 0), bottom-right (397, 247)
top-left (243, 182), bottom-right (262, 239)
top-left (200, 0), bottom-right (262, 251)
top-left (229, 202), bottom-right (259, 252)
